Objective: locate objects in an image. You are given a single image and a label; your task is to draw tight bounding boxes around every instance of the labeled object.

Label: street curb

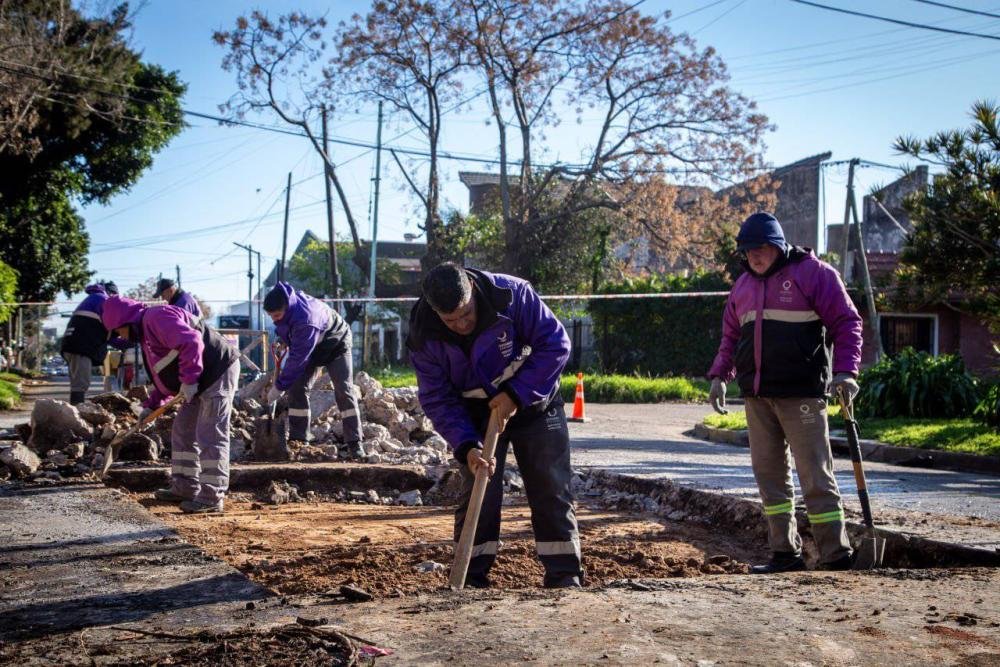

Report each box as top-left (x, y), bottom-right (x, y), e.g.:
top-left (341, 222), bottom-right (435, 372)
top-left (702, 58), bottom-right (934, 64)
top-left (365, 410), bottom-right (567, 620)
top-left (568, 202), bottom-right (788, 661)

top-left (587, 469), bottom-right (1000, 568)
top-left (105, 461), bottom-right (434, 495)
top-left (691, 423), bottom-right (1000, 477)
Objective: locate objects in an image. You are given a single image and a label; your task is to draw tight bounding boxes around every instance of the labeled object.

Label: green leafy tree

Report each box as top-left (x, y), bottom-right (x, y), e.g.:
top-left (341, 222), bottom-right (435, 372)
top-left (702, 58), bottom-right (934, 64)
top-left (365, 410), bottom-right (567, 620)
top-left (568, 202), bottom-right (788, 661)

top-left (0, 1), bottom-right (186, 301)
top-left (0, 260), bottom-right (19, 324)
top-left (893, 100), bottom-right (1000, 334)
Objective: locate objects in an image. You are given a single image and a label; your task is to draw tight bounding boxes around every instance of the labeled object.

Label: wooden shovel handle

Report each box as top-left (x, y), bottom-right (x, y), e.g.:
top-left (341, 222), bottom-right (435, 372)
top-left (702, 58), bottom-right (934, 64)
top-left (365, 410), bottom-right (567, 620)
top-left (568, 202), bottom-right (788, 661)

top-left (100, 393), bottom-right (184, 478)
top-left (449, 409), bottom-right (502, 590)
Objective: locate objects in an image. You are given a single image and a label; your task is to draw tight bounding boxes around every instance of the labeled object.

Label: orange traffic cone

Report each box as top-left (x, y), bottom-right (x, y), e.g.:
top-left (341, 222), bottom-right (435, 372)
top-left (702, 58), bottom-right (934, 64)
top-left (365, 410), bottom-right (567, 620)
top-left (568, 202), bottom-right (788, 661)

top-left (568, 372), bottom-right (590, 422)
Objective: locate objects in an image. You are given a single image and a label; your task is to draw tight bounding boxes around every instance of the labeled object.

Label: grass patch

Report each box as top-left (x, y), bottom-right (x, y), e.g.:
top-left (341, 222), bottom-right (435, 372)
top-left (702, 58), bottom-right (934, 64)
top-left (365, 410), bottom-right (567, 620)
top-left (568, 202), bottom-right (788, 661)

top-left (703, 406), bottom-right (1000, 457)
top-left (560, 374), bottom-right (707, 404)
top-left (0, 372), bottom-right (21, 410)
top-left (370, 367), bottom-right (708, 403)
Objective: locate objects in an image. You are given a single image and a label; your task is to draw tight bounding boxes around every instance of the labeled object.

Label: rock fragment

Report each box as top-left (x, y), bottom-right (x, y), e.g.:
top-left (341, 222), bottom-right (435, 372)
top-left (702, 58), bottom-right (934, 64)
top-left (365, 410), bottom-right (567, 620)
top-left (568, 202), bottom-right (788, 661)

top-left (27, 399), bottom-right (92, 451)
top-left (1, 444), bottom-right (41, 476)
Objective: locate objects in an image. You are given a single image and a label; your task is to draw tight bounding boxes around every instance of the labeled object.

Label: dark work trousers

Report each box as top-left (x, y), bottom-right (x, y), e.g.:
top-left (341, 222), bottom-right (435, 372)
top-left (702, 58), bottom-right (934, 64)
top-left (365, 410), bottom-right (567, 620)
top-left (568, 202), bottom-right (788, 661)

top-left (287, 342), bottom-right (362, 443)
top-left (454, 400), bottom-right (582, 587)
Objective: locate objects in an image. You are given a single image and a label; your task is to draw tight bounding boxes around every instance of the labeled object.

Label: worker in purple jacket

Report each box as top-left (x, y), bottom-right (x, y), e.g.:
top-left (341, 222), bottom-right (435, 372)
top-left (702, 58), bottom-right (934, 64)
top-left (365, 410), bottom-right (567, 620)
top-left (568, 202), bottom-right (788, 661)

top-left (154, 278), bottom-right (202, 322)
top-left (263, 282), bottom-right (363, 459)
top-left (708, 212), bottom-right (863, 574)
top-left (103, 296), bottom-right (239, 514)
top-left (60, 281), bottom-right (119, 405)
top-left (408, 263), bottom-right (583, 589)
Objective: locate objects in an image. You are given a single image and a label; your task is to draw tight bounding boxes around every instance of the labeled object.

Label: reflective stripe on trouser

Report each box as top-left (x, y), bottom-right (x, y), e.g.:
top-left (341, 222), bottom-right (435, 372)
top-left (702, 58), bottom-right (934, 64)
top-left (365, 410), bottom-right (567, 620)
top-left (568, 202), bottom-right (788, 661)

top-left (65, 352), bottom-right (92, 396)
top-left (454, 402), bottom-right (582, 586)
top-left (169, 361), bottom-right (239, 505)
top-left (745, 396), bottom-right (852, 564)
top-left (287, 343), bottom-right (361, 443)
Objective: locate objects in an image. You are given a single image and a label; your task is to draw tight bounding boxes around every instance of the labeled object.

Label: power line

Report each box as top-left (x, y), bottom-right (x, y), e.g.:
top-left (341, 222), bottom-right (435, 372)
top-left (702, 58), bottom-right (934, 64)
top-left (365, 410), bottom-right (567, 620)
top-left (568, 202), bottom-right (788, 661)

top-left (907, 0), bottom-right (1000, 20)
top-left (788, 0), bottom-right (1000, 41)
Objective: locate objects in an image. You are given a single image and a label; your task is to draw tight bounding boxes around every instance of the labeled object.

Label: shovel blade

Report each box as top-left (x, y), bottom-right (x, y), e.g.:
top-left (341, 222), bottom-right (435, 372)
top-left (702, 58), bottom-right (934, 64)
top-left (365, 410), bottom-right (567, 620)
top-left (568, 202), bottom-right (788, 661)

top-left (852, 536), bottom-right (886, 570)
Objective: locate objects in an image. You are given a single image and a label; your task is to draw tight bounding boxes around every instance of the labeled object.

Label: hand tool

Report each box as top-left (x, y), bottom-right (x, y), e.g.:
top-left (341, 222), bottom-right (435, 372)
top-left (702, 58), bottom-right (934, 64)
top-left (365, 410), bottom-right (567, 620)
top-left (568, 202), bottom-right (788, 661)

top-left (837, 387), bottom-right (886, 569)
top-left (100, 393), bottom-right (184, 478)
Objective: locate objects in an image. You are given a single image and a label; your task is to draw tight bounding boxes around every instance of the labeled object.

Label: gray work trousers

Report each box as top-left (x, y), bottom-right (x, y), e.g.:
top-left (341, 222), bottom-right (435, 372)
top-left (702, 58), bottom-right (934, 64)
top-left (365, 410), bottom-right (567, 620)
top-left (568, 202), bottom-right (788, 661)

top-left (64, 353), bottom-right (92, 404)
top-left (455, 401), bottom-right (583, 587)
top-left (745, 396), bottom-right (853, 564)
top-left (168, 361), bottom-right (239, 505)
top-left (287, 342), bottom-right (361, 443)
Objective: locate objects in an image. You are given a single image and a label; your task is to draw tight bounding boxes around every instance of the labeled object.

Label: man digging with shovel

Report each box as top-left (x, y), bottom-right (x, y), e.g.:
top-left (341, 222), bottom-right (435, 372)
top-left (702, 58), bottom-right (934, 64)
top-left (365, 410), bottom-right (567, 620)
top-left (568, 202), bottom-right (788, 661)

top-left (102, 295), bottom-right (240, 514)
top-left (408, 263), bottom-right (583, 589)
top-left (708, 212), bottom-right (863, 573)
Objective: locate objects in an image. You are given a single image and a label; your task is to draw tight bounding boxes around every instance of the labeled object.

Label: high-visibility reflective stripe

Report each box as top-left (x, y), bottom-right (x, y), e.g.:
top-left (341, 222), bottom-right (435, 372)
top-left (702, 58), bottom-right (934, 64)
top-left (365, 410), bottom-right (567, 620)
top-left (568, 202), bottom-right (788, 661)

top-left (200, 474), bottom-right (228, 486)
top-left (287, 408), bottom-right (310, 418)
top-left (763, 501), bottom-right (794, 516)
top-left (462, 388), bottom-right (488, 399)
top-left (172, 463), bottom-right (198, 474)
top-left (536, 539), bottom-right (581, 557)
top-left (200, 458), bottom-right (224, 469)
top-left (740, 309), bottom-right (820, 326)
top-left (490, 347), bottom-right (531, 387)
top-left (153, 350), bottom-right (179, 373)
top-left (808, 509), bottom-right (845, 525)
top-left (73, 310), bottom-right (102, 321)
top-left (458, 541), bottom-right (498, 558)
top-left (341, 408), bottom-right (357, 418)
top-left (172, 451), bottom-right (200, 462)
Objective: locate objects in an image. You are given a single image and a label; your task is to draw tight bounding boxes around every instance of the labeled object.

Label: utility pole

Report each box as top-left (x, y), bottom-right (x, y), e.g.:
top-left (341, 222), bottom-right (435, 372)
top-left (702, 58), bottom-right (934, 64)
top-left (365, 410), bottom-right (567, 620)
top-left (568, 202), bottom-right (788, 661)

top-left (233, 242), bottom-right (261, 330)
top-left (175, 265), bottom-right (181, 288)
top-left (840, 158), bottom-right (883, 360)
top-left (322, 105), bottom-right (340, 300)
top-left (363, 101), bottom-right (384, 369)
top-left (279, 171), bottom-right (292, 282)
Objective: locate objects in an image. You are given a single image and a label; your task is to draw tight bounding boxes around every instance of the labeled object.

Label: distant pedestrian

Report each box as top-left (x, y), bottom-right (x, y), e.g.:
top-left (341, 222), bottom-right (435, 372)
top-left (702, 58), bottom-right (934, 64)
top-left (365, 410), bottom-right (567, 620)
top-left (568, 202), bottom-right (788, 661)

top-left (154, 278), bottom-right (202, 322)
top-left (708, 212), bottom-right (862, 573)
top-left (408, 263), bottom-right (583, 589)
top-left (102, 296), bottom-right (239, 514)
top-left (60, 281), bottom-right (119, 405)
top-left (263, 282), bottom-right (363, 459)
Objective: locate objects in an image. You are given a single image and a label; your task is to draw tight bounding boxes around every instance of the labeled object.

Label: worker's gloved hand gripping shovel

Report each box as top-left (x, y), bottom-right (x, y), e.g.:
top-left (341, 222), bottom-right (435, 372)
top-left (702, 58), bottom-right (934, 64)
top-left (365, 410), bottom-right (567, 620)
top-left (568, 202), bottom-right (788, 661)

top-left (836, 387), bottom-right (886, 569)
top-left (100, 393), bottom-right (185, 478)
top-left (264, 342), bottom-right (287, 436)
top-left (449, 407), bottom-right (503, 590)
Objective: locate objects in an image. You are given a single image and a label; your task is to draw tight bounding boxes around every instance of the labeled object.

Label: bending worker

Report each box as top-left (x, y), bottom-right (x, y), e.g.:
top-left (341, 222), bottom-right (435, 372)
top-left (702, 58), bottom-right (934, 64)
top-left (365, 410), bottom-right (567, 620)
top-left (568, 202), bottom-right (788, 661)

top-left (708, 212), bottom-right (862, 573)
top-left (60, 281), bottom-right (119, 405)
top-left (408, 262), bottom-right (583, 589)
top-left (263, 282), bottom-right (363, 459)
top-left (154, 278), bottom-right (202, 322)
top-left (102, 295), bottom-right (239, 514)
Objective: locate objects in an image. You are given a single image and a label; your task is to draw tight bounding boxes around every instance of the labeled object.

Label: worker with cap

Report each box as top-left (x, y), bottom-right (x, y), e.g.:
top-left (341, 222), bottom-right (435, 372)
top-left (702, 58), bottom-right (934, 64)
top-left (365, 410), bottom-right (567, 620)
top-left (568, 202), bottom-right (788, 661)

top-left (154, 278), bottom-right (202, 322)
top-left (59, 281), bottom-right (119, 405)
top-left (708, 212), bottom-right (862, 573)
top-left (102, 295), bottom-right (239, 513)
top-left (407, 262), bottom-right (583, 589)
top-left (263, 282), bottom-right (363, 458)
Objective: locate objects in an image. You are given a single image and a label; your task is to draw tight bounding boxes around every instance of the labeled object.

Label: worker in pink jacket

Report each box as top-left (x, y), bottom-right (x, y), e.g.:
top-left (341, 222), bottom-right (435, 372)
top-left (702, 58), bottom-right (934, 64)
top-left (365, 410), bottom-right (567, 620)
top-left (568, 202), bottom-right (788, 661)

top-left (708, 213), bottom-right (863, 573)
top-left (103, 296), bottom-right (239, 514)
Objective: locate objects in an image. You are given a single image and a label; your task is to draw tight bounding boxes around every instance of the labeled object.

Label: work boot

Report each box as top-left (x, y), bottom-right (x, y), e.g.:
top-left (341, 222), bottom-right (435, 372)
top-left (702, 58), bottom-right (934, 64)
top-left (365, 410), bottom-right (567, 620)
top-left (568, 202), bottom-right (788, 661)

top-left (341, 440), bottom-right (365, 459)
top-left (180, 499), bottom-right (224, 514)
top-left (153, 487), bottom-right (186, 503)
top-left (69, 391), bottom-right (85, 405)
top-left (543, 575), bottom-right (582, 589)
top-left (464, 572), bottom-right (491, 589)
top-left (750, 552), bottom-right (806, 575)
top-left (817, 553), bottom-right (854, 571)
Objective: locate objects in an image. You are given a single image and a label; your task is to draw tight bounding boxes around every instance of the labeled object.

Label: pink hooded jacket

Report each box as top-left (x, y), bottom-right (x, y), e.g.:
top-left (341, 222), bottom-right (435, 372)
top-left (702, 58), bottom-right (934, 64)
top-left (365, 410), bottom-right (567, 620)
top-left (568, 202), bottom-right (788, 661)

top-left (102, 296), bottom-right (204, 409)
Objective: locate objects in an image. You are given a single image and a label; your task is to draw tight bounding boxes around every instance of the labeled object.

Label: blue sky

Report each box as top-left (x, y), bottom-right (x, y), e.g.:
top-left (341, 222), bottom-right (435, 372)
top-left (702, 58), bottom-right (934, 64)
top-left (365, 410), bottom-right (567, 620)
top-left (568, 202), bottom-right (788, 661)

top-left (65, 0), bottom-right (999, 320)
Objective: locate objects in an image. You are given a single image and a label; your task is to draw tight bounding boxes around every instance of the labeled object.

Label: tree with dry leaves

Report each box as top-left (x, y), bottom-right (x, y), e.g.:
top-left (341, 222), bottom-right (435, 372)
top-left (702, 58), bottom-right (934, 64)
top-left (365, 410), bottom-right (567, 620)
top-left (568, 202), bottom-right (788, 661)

top-left (338, 0), bottom-right (470, 269)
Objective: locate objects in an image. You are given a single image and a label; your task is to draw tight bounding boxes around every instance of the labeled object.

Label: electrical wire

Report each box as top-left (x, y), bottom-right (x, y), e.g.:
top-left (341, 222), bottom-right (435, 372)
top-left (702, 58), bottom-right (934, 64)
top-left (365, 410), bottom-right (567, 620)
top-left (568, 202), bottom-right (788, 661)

top-left (907, 0), bottom-right (1000, 20)
top-left (788, 0), bottom-right (1000, 41)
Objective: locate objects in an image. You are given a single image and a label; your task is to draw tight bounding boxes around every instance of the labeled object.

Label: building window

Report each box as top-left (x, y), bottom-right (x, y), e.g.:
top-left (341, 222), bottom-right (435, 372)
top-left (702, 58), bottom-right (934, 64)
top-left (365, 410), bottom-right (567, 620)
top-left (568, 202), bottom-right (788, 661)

top-left (879, 314), bottom-right (937, 356)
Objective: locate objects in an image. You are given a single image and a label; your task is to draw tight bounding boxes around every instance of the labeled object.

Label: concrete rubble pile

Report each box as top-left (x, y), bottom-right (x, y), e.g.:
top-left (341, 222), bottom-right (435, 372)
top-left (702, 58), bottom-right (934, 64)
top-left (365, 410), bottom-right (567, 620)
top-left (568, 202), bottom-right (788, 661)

top-left (0, 371), bottom-right (455, 479)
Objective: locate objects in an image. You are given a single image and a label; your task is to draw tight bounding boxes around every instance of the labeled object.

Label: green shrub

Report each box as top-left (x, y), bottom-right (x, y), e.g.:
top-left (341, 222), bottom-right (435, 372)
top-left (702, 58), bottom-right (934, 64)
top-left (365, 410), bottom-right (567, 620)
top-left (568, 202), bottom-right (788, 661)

top-left (856, 348), bottom-right (979, 419)
top-left (589, 271), bottom-right (730, 377)
top-left (974, 382), bottom-right (1000, 429)
top-left (0, 373), bottom-right (20, 410)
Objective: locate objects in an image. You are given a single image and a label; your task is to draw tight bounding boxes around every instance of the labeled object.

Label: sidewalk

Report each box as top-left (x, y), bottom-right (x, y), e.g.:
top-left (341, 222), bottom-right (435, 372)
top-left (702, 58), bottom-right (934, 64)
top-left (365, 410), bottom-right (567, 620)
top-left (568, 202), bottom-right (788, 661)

top-left (569, 403), bottom-right (1000, 552)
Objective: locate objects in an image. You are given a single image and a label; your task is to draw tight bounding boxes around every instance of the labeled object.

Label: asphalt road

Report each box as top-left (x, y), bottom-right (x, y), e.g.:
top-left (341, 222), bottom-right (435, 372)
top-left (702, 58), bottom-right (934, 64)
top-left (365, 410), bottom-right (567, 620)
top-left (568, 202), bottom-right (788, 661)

top-left (569, 402), bottom-right (1000, 549)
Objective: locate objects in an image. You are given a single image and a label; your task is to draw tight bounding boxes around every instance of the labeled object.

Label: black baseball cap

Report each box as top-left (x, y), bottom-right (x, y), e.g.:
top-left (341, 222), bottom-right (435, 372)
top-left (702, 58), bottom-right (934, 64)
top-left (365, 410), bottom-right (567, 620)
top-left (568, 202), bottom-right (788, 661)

top-left (153, 278), bottom-right (175, 298)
